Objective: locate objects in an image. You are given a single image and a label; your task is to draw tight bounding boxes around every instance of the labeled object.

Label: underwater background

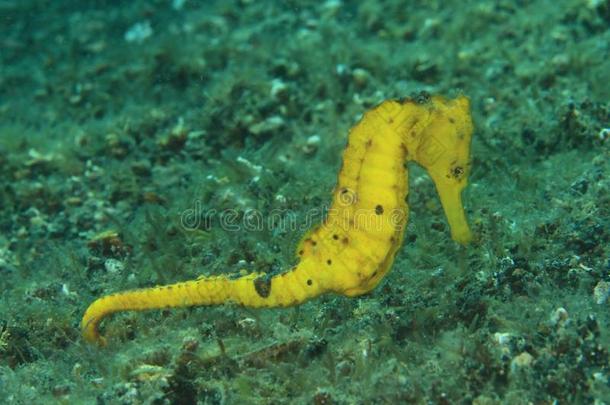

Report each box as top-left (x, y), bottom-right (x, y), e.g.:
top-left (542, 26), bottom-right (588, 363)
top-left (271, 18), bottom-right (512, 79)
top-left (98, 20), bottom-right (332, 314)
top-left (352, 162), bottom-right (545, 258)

top-left (0, 0), bottom-right (609, 403)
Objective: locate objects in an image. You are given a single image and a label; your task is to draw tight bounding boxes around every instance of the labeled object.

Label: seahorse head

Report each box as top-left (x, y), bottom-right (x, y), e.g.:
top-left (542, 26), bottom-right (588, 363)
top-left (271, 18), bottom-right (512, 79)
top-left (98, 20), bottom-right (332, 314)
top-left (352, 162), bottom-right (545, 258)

top-left (416, 95), bottom-right (474, 244)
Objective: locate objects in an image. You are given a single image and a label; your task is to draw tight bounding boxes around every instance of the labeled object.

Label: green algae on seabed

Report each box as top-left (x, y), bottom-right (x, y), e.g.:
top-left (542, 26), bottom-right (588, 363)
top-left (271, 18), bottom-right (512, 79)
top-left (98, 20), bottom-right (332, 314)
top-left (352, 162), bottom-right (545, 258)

top-left (0, 0), bottom-right (609, 403)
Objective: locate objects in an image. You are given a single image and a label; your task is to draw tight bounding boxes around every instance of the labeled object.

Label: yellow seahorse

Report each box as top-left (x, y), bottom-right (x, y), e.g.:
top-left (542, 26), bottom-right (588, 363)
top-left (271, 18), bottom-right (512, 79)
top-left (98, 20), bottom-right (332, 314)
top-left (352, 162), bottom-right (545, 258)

top-left (81, 93), bottom-right (474, 346)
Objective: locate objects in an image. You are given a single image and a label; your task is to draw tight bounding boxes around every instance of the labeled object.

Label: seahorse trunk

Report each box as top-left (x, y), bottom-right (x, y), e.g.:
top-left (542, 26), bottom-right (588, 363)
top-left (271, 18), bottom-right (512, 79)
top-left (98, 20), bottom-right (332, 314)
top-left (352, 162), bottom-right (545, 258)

top-left (81, 263), bottom-right (327, 346)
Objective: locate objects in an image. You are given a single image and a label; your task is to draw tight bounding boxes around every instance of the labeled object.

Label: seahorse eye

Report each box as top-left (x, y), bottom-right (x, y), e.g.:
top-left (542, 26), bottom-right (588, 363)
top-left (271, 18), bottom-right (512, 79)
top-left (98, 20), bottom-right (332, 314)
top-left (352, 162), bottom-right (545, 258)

top-left (451, 166), bottom-right (465, 179)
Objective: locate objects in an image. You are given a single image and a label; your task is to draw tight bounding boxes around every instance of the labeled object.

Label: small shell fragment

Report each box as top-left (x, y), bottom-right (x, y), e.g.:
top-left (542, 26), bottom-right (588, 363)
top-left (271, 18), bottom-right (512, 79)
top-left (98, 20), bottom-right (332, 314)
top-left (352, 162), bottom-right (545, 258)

top-left (593, 280), bottom-right (609, 305)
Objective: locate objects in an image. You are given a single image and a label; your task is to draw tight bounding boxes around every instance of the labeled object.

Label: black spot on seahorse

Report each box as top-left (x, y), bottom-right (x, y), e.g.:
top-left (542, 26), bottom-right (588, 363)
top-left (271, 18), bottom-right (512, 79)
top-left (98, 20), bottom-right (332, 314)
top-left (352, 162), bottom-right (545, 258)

top-left (254, 276), bottom-right (272, 298)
